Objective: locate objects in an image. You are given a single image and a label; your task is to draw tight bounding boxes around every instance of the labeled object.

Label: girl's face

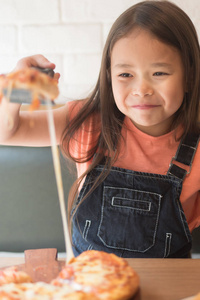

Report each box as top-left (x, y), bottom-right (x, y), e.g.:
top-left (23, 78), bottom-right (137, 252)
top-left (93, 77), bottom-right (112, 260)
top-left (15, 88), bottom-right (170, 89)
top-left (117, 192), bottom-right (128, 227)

top-left (111, 28), bottom-right (185, 136)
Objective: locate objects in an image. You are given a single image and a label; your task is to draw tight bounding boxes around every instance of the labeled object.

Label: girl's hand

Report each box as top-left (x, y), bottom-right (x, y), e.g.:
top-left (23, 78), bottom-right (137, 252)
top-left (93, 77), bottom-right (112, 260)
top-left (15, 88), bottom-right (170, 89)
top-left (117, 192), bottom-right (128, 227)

top-left (13, 54), bottom-right (60, 81)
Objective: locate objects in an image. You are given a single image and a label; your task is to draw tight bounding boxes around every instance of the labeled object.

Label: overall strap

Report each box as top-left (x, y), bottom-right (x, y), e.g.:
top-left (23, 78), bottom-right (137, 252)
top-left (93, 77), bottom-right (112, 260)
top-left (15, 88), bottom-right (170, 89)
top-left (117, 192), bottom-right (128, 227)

top-left (167, 133), bottom-right (200, 180)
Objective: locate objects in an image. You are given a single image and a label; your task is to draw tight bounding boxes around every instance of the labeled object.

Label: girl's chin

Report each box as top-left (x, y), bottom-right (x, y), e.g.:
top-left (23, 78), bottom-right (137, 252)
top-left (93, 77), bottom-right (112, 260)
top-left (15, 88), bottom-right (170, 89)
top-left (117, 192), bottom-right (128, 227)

top-left (129, 118), bottom-right (172, 136)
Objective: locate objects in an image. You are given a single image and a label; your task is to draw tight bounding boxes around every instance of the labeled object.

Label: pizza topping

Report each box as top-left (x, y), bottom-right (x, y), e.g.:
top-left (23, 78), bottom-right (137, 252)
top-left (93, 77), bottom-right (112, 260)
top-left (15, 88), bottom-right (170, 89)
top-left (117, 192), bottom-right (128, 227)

top-left (0, 267), bottom-right (32, 285)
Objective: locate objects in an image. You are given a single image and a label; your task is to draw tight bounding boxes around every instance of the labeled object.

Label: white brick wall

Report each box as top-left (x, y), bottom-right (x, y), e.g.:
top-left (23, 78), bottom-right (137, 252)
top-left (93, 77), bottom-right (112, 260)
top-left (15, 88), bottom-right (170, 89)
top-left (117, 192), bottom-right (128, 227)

top-left (0, 0), bottom-right (199, 103)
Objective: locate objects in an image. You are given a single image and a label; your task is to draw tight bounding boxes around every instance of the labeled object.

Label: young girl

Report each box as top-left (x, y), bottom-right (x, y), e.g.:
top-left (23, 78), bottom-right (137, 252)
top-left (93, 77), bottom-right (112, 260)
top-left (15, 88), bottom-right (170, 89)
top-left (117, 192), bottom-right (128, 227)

top-left (0, 0), bottom-right (199, 258)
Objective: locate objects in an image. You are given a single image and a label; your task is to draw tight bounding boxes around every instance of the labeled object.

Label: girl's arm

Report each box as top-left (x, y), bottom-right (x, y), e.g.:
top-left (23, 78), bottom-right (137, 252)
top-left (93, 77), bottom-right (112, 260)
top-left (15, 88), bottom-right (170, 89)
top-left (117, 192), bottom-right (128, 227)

top-left (0, 55), bottom-right (67, 147)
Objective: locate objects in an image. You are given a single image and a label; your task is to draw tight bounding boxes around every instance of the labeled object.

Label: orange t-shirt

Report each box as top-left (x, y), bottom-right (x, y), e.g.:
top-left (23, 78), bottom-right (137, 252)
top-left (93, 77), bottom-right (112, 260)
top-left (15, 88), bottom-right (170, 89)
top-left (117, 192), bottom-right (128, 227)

top-left (67, 101), bottom-right (200, 232)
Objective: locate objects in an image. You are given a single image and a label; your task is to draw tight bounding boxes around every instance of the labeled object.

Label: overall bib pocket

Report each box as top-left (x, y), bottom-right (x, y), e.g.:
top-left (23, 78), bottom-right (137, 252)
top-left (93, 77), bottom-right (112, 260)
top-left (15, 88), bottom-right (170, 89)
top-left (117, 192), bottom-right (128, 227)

top-left (97, 186), bottom-right (162, 252)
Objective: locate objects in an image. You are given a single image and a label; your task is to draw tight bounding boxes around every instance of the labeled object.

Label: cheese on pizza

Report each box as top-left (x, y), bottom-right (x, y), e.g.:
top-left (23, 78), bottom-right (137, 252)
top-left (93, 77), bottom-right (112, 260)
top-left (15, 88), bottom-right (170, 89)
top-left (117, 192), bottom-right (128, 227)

top-left (0, 282), bottom-right (96, 300)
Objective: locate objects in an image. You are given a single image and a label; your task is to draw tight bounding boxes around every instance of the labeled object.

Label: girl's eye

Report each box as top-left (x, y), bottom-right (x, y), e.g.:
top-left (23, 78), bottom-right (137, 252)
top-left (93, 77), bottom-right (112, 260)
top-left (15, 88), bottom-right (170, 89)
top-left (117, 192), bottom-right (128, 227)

top-left (119, 73), bottom-right (132, 78)
top-left (120, 73), bottom-right (132, 77)
top-left (153, 72), bottom-right (168, 76)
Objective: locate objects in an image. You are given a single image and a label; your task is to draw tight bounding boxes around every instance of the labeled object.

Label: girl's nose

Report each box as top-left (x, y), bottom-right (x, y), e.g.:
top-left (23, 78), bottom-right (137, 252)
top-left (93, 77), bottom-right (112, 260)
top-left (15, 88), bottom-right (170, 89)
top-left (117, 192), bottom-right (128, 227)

top-left (131, 78), bottom-right (153, 97)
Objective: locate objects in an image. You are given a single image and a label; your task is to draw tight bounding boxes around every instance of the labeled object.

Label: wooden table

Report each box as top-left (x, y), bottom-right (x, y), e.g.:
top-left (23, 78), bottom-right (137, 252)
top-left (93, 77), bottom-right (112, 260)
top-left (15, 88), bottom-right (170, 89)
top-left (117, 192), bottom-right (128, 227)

top-left (127, 258), bottom-right (200, 300)
top-left (0, 256), bottom-right (199, 300)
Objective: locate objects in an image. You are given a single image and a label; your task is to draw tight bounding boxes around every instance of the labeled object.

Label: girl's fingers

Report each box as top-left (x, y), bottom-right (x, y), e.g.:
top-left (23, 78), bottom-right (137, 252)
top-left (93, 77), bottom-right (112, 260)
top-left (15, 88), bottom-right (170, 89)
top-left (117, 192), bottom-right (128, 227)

top-left (28, 54), bottom-right (56, 69)
top-left (14, 55), bottom-right (56, 71)
top-left (11, 54), bottom-right (60, 82)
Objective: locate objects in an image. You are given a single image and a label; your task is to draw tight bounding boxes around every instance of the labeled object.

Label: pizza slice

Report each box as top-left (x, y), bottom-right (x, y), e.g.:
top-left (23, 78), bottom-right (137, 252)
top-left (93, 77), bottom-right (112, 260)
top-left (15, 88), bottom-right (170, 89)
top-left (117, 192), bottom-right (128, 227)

top-left (0, 68), bottom-right (59, 109)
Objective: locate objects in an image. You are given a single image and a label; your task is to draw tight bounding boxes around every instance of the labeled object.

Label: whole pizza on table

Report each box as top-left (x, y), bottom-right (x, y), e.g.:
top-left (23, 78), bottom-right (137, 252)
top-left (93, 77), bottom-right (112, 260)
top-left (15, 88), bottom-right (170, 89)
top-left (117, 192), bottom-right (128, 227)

top-left (0, 68), bottom-right (140, 299)
top-left (0, 250), bottom-right (139, 299)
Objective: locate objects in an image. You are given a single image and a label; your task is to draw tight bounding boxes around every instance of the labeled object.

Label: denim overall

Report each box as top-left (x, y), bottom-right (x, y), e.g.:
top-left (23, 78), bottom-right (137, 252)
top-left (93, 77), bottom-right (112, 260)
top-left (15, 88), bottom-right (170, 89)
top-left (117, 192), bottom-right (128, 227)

top-left (72, 133), bottom-right (199, 258)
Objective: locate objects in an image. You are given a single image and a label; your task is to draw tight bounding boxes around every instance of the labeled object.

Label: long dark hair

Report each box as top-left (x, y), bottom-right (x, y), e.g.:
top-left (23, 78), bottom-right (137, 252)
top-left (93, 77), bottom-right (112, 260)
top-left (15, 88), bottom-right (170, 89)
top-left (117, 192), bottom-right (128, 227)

top-left (61, 0), bottom-right (200, 215)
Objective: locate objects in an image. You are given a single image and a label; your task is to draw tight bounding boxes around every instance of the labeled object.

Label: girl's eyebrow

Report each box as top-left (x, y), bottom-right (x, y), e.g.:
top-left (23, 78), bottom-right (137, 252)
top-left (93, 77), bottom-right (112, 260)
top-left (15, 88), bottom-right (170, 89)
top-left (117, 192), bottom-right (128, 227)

top-left (113, 63), bottom-right (134, 69)
top-left (113, 62), bottom-right (173, 69)
top-left (151, 62), bottom-right (174, 69)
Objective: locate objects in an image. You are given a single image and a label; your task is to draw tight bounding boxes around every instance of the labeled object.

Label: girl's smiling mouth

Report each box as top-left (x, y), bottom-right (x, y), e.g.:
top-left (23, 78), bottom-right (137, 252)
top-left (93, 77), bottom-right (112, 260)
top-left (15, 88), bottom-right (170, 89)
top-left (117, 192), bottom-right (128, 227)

top-left (131, 104), bottom-right (161, 110)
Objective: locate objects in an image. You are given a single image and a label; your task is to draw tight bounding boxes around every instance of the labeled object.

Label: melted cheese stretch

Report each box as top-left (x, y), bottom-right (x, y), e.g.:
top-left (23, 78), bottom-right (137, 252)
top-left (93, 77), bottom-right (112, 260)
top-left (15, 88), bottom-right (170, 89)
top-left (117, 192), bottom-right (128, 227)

top-left (47, 100), bottom-right (74, 264)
